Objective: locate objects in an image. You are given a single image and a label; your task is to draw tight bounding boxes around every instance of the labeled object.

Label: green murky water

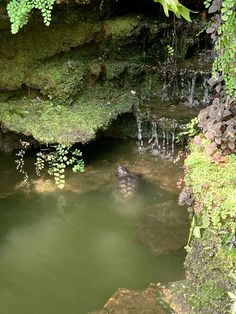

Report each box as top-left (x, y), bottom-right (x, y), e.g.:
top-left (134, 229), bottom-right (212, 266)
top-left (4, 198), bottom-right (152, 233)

top-left (0, 139), bottom-right (188, 314)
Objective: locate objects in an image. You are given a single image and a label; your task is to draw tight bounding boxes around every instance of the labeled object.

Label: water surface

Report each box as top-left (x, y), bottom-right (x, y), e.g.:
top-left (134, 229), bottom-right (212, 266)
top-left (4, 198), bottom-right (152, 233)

top-left (0, 139), bottom-right (188, 314)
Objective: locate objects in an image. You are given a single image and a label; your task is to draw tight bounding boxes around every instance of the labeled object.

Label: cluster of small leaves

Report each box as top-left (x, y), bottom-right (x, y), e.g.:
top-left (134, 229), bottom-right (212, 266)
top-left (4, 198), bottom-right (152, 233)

top-left (7, 0), bottom-right (55, 34)
top-left (205, 0), bottom-right (236, 97)
top-left (166, 44), bottom-right (175, 63)
top-left (35, 144), bottom-right (85, 189)
top-left (15, 140), bottom-right (30, 182)
top-left (167, 44), bottom-right (174, 57)
top-left (198, 98), bottom-right (236, 154)
top-left (206, 0), bottom-right (222, 42)
top-left (204, 0), bottom-right (213, 9)
top-left (177, 117), bottom-right (199, 142)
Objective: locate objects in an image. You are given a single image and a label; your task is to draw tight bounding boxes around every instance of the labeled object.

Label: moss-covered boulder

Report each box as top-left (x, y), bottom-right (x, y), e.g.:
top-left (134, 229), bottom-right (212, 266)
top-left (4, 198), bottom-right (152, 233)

top-left (0, 88), bottom-right (139, 143)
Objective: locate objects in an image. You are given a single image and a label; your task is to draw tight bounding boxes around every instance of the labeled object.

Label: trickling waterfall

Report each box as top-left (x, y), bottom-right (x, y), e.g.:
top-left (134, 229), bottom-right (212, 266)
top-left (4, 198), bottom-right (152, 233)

top-left (162, 129), bottom-right (166, 152)
top-left (148, 121), bottom-right (159, 149)
top-left (149, 127), bottom-right (174, 159)
top-left (136, 109), bottom-right (144, 152)
top-left (202, 77), bottom-right (210, 105)
top-left (135, 108), bottom-right (178, 160)
top-left (171, 131), bottom-right (175, 155)
top-left (158, 63), bottom-right (211, 106)
top-left (187, 72), bottom-right (197, 107)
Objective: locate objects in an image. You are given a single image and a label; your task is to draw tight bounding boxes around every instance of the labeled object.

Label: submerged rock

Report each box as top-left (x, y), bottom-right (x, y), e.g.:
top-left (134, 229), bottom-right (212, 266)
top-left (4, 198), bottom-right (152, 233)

top-left (90, 283), bottom-right (166, 314)
top-left (137, 200), bottom-right (189, 256)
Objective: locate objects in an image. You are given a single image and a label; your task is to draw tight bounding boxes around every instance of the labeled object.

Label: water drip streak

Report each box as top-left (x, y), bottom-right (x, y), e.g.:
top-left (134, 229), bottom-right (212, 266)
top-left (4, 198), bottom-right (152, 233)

top-left (188, 73), bottom-right (197, 107)
top-left (203, 77), bottom-right (209, 105)
top-left (162, 130), bottom-right (166, 152)
top-left (136, 111), bottom-right (144, 151)
top-left (171, 131), bottom-right (175, 155)
top-left (166, 131), bottom-right (170, 155)
top-left (149, 121), bottom-right (159, 149)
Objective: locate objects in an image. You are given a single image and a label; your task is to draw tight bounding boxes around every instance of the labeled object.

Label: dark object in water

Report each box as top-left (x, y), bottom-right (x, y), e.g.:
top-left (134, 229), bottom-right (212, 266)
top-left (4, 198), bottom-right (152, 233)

top-left (116, 165), bottom-right (141, 198)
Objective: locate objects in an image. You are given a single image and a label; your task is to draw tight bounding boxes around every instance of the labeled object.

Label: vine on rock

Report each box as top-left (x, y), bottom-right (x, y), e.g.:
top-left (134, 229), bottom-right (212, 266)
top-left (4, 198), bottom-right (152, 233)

top-left (206, 0), bottom-right (236, 97)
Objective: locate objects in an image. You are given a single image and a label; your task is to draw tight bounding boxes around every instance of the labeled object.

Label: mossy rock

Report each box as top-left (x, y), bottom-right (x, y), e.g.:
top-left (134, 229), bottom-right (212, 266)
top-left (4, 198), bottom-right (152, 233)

top-left (0, 19), bottom-right (101, 90)
top-left (0, 88), bottom-right (139, 144)
top-left (103, 16), bottom-right (140, 40)
top-left (25, 57), bottom-right (87, 104)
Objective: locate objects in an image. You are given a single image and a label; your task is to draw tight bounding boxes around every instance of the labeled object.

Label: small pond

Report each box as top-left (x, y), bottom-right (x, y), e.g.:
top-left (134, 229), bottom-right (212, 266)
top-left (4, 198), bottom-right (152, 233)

top-left (0, 138), bottom-right (189, 314)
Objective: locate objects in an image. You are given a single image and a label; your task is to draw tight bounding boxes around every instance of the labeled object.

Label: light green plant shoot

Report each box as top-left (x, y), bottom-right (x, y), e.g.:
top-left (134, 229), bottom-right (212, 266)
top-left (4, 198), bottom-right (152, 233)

top-left (153, 0), bottom-right (194, 21)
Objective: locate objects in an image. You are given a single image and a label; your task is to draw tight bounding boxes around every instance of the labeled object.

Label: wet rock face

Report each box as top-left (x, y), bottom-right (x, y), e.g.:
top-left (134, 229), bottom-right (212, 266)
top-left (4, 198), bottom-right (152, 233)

top-left (0, 0), bottom-right (211, 146)
top-left (116, 165), bottom-right (141, 198)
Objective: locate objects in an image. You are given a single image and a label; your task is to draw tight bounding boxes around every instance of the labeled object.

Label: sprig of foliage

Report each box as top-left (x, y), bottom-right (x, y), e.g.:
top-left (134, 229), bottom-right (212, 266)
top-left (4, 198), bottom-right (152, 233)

top-left (15, 140), bottom-right (30, 182)
top-left (153, 0), bottom-right (194, 21)
top-left (213, 3), bottom-right (236, 97)
top-left (204, 0), bottom-right (212, 9)
top-left (176, 117), bottom-right (199, 142)
top-left (167, 44), bottom-right (174, 57)
top-left (7, 0), bottom-right (55, 34)
top-left (35, 144), bottom-right (85, 189)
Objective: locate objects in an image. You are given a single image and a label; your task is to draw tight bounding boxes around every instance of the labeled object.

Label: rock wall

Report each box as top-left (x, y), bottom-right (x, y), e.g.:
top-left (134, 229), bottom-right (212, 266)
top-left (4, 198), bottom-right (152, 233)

top-left (0, 0), bottom-right (210, 148)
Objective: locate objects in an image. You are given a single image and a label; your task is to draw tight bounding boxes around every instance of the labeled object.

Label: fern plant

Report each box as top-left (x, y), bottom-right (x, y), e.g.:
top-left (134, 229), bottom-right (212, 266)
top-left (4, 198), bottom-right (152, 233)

top-left (35, 144), bottom-right (85, 189)
top-left (7, 0), bottom-right (55, 34)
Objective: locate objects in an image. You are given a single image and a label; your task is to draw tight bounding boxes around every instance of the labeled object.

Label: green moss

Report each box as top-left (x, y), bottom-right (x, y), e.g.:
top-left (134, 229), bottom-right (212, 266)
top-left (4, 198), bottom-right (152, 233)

top-left (0, 88), bottom-right (139, 144)
top-left (183, 235), bottom-right (235, 314)
top-left (182, 137), bottom-right (236, 313)
top-left (0, 20), bottom-right (101, 90)
top-left (185, 138), bottom-right (236, 231)
top-left (189, 279), bottom-right (227, 311)
top-left (89, 59), bottom-right (103, 77)
top-left (104, 16), bottom-right (139, 40)
top-left (25, 57), bottom-right (87, 104)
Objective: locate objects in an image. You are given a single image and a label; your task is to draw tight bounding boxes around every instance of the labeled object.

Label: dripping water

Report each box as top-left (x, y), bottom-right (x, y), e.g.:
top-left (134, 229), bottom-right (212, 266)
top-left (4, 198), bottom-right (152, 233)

top-left (171, 131), bottom-right (175, 156)
top-left (136, 109), bottom-right (144, 152)
top-left (187, 72), bottom-right (197, 107)
top-left (202, 77), bottom-right (209, 105)
top-left (148, 121), bottom-right (159, 149)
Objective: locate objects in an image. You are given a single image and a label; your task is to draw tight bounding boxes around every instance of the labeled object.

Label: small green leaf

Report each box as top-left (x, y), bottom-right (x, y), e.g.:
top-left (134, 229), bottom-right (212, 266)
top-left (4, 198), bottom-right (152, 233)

top-left (193, 226), bottom-right (201, 239)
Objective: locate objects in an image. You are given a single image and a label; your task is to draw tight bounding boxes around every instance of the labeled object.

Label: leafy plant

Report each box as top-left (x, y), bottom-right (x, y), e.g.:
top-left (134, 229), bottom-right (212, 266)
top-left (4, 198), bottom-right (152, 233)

top-left (198, 98), bottom-right (236, 154)
top-left (206, 0), bottom-right (236, 97)
top-left (35, 144), bottom-right (85, 189)
top-left (7, 0), bottom-right (55, 34)
top-left (176, 117), bottom-right (199, 142)
top-left (153, 0), bottom-right (193, 21)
